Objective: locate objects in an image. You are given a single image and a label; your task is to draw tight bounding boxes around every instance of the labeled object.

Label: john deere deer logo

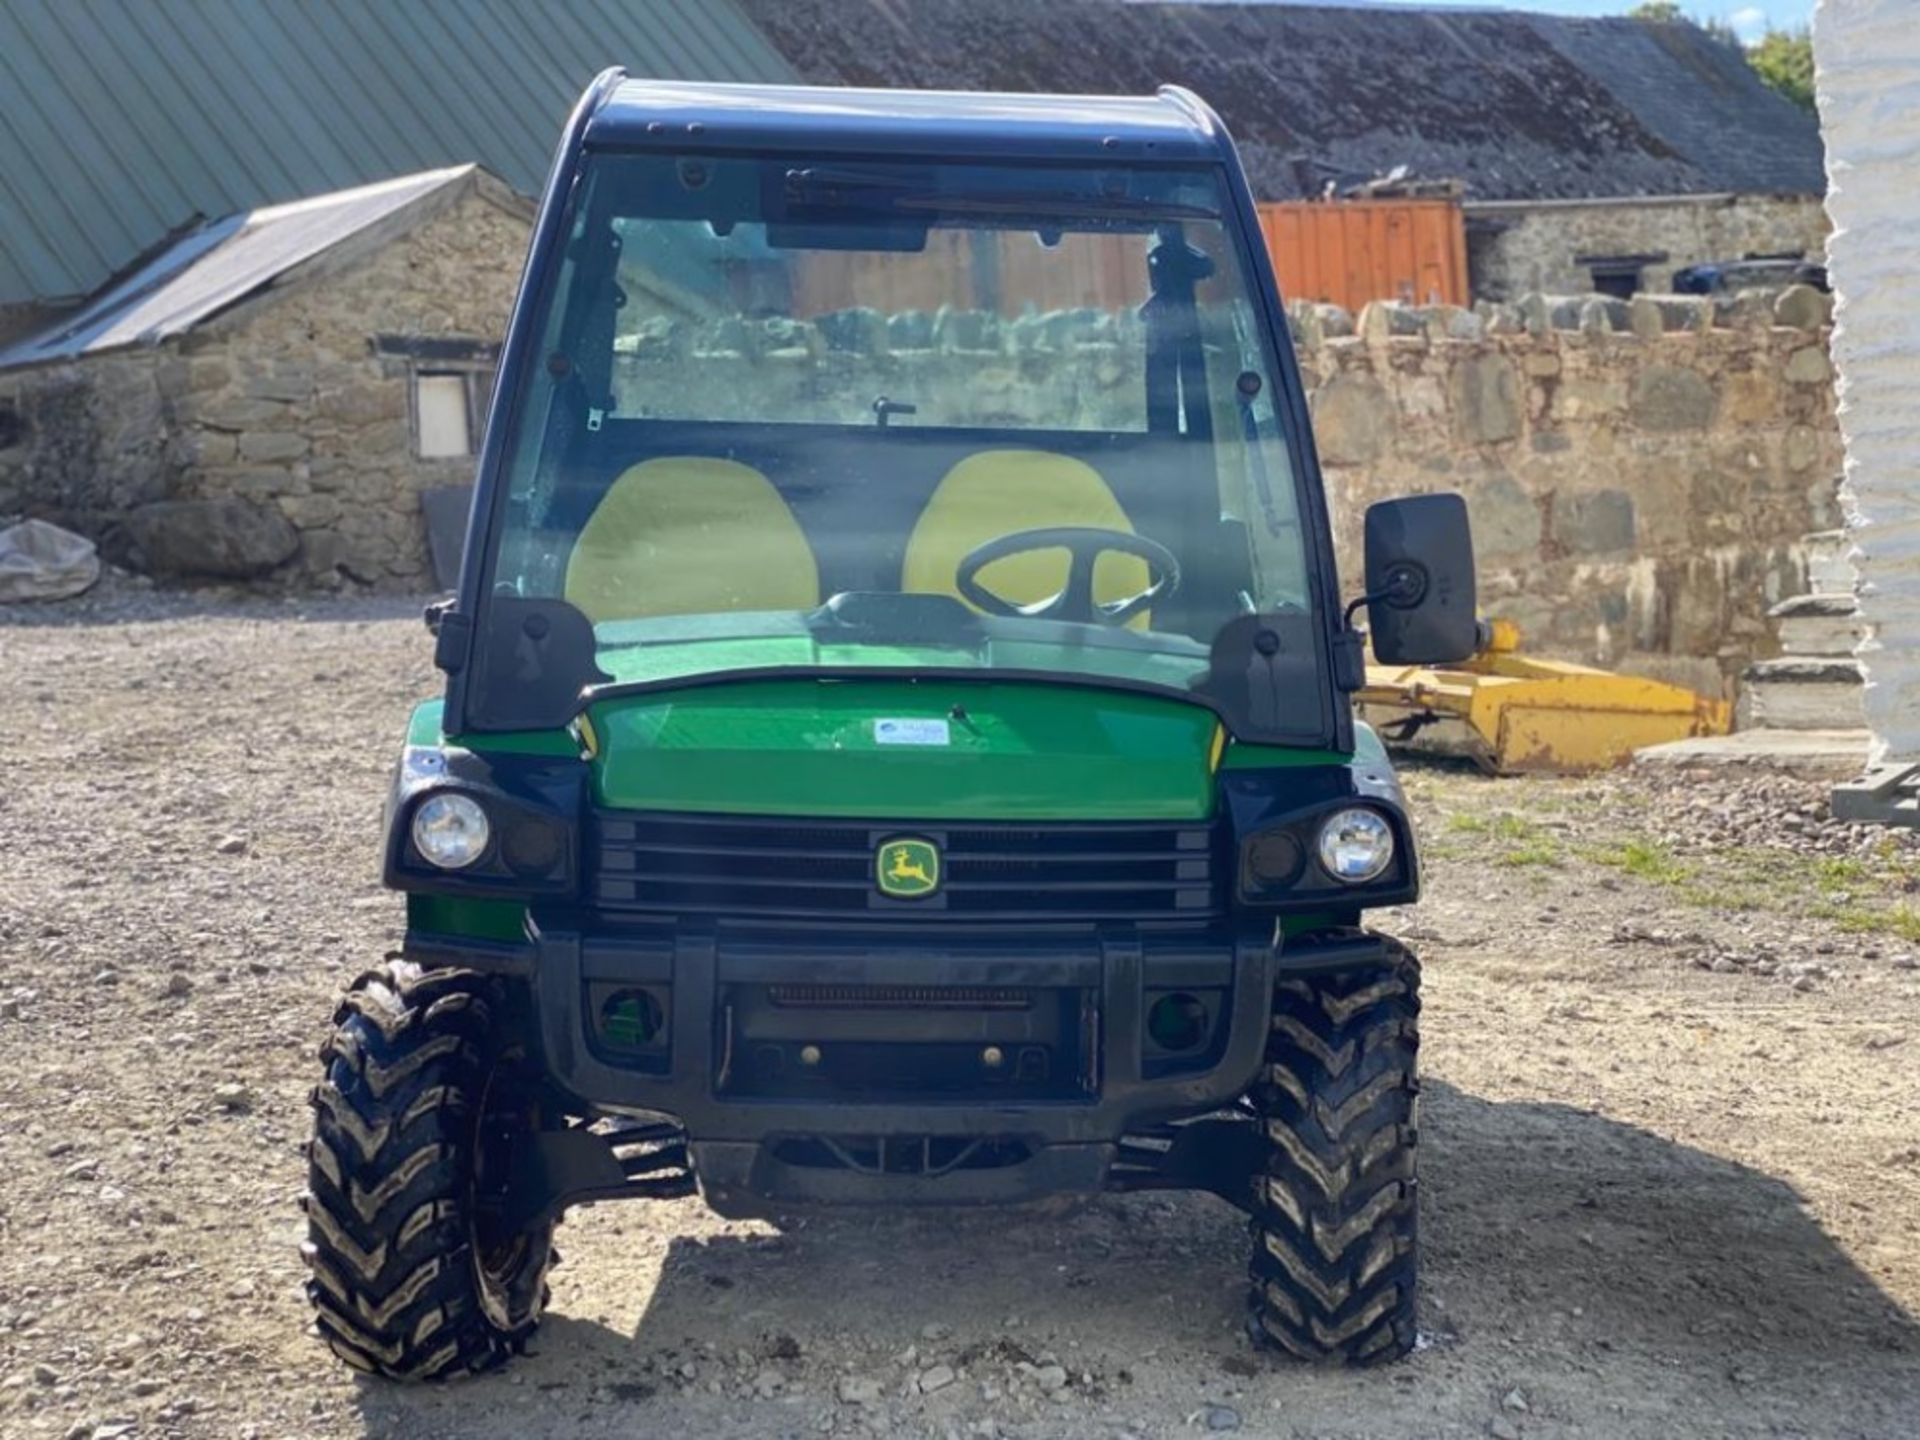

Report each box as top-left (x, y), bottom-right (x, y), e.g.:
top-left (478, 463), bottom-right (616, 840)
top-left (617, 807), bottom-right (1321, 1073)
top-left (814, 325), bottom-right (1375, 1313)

top-left (876, 837), bottom-right (940, 898)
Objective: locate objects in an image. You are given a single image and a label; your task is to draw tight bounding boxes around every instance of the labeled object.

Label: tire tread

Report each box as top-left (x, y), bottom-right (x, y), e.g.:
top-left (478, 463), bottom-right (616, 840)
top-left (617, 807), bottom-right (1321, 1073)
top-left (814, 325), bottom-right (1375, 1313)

top-left (1247, 934), bottom-right (1420, 1365)
top-left (302, 961), bottom-right (551, 1381)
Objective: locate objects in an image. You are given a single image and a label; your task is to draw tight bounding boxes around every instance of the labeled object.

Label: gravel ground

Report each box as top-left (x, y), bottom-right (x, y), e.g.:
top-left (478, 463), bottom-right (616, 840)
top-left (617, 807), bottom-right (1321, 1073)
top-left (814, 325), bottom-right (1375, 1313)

top-left (2, 587), bottom-right (1918, 1440)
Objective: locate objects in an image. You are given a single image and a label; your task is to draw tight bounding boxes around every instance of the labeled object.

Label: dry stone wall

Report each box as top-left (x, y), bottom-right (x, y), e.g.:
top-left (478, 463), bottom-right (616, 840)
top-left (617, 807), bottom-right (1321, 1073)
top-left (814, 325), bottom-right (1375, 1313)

top-left (1299, 289), bottom-right (1840, 694)
top-left (611, 307), bottom-right (1147, 432)
top-left (1, 193), bottom-right (1839, 699)
top-left (614, 292), bottom-right (1839, 692)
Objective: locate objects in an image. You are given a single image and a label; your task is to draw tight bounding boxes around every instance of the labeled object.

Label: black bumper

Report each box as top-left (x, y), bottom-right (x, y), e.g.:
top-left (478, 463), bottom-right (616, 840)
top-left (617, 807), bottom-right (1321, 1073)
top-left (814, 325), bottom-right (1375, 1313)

top-left (409, 918), bottom-right (1395, 1214)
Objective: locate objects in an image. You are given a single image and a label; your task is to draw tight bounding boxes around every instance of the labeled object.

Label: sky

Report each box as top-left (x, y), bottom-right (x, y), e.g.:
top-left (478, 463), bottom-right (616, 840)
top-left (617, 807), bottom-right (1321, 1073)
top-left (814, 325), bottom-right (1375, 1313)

top-left (1405, 0), bottom-right (1812, 39)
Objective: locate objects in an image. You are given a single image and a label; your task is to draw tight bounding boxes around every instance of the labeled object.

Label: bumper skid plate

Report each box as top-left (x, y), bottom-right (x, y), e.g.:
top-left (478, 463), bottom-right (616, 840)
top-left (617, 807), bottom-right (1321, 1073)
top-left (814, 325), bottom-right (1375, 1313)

top-left (466, 920), bottom-right (1394, 1222)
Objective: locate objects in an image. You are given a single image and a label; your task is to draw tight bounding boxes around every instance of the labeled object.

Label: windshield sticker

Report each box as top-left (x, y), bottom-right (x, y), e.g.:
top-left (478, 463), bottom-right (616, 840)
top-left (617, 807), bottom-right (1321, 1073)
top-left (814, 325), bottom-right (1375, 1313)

top-left (874, 718), bottom-right (951, 747)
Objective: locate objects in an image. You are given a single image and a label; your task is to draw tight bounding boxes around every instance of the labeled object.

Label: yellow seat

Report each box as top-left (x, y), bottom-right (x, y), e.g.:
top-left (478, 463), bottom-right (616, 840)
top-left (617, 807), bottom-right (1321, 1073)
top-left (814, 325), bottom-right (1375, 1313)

top-left (565, 457), bottom-right (820, 623)
top-left (901, 449), bottom-right (1150, 625)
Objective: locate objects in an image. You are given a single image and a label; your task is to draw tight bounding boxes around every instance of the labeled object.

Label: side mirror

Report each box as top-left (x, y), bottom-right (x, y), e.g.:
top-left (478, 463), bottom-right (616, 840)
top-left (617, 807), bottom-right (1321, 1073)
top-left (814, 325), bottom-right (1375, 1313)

top-left (1362, 493), bottom-right (1478, 665)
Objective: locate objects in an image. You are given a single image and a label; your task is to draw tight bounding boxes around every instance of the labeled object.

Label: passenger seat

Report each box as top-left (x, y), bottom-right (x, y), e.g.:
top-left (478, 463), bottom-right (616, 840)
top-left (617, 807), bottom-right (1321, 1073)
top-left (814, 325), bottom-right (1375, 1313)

top-left (565, 457), bottom-right (821, 623)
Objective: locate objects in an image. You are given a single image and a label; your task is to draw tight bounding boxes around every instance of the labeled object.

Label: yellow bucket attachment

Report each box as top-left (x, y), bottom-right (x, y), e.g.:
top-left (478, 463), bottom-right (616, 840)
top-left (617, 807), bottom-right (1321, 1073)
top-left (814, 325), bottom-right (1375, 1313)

top-left (1356, 620), bottom-right (1731, 775)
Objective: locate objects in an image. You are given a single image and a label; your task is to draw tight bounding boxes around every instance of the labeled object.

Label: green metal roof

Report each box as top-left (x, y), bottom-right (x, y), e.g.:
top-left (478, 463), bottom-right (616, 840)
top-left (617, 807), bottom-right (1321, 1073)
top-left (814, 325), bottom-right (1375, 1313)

top-left (0, 0), bottom-right (797, 309)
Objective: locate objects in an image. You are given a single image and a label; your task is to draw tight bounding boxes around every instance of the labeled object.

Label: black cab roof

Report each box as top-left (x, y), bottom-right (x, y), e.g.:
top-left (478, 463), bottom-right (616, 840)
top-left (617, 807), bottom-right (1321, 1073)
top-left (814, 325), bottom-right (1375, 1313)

top-left (585, 79), bottom-right (1228, 164)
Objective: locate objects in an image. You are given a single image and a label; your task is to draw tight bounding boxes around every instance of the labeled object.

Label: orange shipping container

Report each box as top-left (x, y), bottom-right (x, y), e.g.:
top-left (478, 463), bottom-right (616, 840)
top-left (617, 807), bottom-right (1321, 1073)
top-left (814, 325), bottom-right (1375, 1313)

top-left (1256, 199), bottom-right (1468, 311)
top-left (786, 198), bottom-right (1467, 319)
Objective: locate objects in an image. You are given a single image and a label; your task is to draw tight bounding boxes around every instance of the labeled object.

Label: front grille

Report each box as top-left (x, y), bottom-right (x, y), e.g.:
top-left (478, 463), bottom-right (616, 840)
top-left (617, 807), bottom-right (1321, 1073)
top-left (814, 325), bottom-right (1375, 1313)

top-left (593, 811), bottom-right (1223, 921)
top-left (767, 984), bottom-right (1033, 1009)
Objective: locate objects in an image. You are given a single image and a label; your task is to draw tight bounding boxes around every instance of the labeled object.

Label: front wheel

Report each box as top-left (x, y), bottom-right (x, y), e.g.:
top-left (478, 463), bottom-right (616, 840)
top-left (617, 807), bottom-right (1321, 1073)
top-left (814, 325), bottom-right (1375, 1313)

top-left (1246, 938), bottom-right (1420, 1364)
top-left (301, 962), bottom-right (555, 1380)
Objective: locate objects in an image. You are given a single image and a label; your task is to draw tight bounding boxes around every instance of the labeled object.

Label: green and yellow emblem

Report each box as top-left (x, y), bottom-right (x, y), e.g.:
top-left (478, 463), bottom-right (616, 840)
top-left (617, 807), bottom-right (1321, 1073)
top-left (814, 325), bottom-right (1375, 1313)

top-left (876, 837), bottom-right (940, 898)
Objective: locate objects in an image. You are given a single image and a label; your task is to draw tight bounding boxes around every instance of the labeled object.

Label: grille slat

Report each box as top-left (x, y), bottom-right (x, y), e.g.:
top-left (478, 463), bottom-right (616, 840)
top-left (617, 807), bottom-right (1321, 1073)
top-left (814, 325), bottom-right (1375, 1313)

top-left (593, 811), bottom-right (1224, 921)
top-left (767, 985), bottom-right (1033, 1009)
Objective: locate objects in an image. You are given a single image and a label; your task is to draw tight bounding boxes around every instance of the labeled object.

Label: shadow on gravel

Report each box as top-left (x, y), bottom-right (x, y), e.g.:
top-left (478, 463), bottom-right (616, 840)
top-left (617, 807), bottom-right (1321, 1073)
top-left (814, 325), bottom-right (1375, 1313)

top-left (0, 586), bottom-right (431, 629)
top-left (347, 1079), bottom-right (1920, 1436)
top-left (1419, 1082), bottom-right (1920, 1364)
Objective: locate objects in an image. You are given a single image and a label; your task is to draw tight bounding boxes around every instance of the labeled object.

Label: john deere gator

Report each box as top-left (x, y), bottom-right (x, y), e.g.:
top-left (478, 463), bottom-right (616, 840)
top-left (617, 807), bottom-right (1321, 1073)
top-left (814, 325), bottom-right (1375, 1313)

top-left (301, 72), bottom-right (1479, 1380)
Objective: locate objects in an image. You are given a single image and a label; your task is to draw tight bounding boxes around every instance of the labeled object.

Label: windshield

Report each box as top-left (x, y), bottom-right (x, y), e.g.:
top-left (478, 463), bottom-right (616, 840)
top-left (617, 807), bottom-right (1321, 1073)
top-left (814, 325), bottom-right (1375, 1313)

top-left (472, 152), bottom-right (1320, 724)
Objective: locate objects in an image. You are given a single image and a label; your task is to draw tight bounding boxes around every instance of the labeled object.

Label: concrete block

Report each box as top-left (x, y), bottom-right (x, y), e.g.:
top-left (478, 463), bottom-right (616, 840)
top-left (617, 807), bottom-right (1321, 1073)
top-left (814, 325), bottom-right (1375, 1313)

top-left (1770, 592), bottom-right (1867, 656)
top-left (1737, 657), bottom-right (1867, 731)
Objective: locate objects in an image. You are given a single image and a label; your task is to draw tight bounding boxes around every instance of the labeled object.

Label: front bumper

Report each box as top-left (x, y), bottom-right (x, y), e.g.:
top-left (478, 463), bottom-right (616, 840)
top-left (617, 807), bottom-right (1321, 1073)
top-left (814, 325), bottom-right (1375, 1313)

top-left (408, 917), bottom-right (1393, 1214)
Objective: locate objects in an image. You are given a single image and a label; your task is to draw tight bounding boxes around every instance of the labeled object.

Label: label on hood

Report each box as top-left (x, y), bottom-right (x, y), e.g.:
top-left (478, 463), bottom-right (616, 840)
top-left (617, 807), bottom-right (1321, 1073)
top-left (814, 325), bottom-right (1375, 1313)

top-left (873, 717), bottom-right (951, 747)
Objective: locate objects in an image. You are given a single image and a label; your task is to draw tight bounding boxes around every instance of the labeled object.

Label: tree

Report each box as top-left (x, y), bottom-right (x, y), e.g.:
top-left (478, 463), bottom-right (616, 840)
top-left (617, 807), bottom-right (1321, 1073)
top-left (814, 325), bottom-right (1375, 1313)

top-left (1630, 4), bottom-right (1737, 46)
top-left (1626, 5), bottom-right (1818, 113)
top-left (1749, 27), bottom-right (1817, 112)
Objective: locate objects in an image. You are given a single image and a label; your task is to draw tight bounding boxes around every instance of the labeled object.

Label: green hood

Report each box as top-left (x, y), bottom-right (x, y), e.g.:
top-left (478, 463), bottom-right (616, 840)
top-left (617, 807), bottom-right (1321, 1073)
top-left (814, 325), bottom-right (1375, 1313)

top-left (580, 677), bottom-right (1225, 821)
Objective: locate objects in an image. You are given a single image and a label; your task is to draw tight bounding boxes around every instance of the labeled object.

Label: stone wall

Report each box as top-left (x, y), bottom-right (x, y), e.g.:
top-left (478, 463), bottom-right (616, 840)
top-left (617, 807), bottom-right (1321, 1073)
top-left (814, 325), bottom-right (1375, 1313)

top-left (1815, 0), bottom-right (1920, 760)
top-left (2, 206), bottom-right (1841, 697)
top-left (1302, 290), bottom-right (1840, 695)
top-left (1466, 194), bottom-right (1829, 300)
top-left (612, 293), bottom-right (1839, 693)
top-left (611, 307), bottom-right (1148, 431)
top-left (0, 183), bottom-right (529, 586)
top-left (169, 190), bottom-right (527, 585)
top-left (0, 351), bottom-right (174, 522)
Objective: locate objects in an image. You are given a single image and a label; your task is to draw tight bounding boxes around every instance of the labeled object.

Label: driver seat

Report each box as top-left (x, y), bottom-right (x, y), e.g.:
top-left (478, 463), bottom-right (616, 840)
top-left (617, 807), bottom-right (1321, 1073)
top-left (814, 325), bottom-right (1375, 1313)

top-left (900, 449), bottom-right (1151, 627)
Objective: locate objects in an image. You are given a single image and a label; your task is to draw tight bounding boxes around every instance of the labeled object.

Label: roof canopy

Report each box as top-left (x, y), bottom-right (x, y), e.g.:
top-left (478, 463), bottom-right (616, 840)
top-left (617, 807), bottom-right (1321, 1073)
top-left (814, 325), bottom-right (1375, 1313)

top-left (590, 78), bottom-right (1225, 162)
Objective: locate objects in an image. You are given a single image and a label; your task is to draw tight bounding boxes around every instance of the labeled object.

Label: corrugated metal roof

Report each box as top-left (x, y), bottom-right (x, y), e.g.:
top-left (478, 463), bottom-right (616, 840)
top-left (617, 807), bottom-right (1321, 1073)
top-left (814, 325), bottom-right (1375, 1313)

top-left (0, 166), bottom-right (520, 370)
top-left (0, 0), bottom-right (797, 308)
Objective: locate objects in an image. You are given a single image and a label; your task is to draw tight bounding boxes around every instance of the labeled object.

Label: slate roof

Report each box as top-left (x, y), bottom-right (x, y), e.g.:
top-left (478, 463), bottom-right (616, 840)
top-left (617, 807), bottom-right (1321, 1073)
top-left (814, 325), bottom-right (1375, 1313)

top-left (0, 166), bottom-right (526, 371)
top-left (0, 0), bottom-right (796, 308)
top-left (737, 0), bottom-right (1827, 201)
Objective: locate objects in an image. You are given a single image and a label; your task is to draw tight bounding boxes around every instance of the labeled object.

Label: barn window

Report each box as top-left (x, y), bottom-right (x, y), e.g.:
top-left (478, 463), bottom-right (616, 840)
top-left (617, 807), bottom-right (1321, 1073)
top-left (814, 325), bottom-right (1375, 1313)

top-left (1577, 251), bottom-right (1668, 301)
top-left (373, 335), bottom-right (500, 461)
top-left (414, 372), bottom-right (475, 458)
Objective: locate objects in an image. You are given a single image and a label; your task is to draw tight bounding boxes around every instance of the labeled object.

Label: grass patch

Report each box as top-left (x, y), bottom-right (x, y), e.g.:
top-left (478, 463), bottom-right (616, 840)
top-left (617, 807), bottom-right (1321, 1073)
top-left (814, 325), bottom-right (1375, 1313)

top-left (1446, 809), bottom-right (1563, 866)
top-left (1833, 904), bottom-right (1920, 943)
top-left (1673, 882), bottom-right (1769, 913)
top-left (1813, 855), bottom-right (1871, 888)
top-left (1447, 812), bottom-right (1544, 841)
top-left (1589, 838), bottom-right (1693, 887)
top-left (1424, 779), bottom-right (1920, 937)
top-left (1498, 839), bottom-right (1564, 868)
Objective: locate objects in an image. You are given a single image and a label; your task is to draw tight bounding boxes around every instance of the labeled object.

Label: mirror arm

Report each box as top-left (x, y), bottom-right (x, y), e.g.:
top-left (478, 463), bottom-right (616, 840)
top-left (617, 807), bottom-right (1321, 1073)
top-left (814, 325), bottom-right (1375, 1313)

top-left (1341, 558), bottom-right (1434, 643)
top-left (1341, 590), bottom-right (1385, 632)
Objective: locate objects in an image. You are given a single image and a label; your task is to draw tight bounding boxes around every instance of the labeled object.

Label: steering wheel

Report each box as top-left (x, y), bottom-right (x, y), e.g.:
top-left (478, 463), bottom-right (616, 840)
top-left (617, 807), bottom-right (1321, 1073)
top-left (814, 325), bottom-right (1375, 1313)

top-left (955, 526), bottom-right (1181, 626)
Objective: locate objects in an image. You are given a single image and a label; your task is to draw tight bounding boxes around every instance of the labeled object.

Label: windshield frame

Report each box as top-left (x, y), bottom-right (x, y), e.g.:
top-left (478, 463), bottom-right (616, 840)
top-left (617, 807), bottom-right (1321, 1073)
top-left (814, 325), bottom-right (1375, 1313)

top-left (443, 125), bottom-right (1351, 753)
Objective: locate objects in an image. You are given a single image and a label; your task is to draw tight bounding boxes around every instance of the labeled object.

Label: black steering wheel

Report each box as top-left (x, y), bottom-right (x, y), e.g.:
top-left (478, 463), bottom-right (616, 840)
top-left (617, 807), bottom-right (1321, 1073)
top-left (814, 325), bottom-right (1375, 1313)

top-left (956, 526), bottom-right (1181, 627)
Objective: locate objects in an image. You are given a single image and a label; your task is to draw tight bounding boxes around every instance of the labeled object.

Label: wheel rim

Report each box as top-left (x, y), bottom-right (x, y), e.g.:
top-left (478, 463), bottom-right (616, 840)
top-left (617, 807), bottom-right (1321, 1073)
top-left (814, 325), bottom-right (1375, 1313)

top-left (469, 1065), bottom-right (546, 1330)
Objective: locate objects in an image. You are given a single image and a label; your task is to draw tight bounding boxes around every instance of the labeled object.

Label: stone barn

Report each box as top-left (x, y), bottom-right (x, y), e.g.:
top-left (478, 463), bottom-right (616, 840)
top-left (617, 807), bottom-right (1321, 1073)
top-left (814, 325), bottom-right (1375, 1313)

top-left (739, 0), bottom-right (1830, 303)
top-left (0, 166), bottom-right (531, 588)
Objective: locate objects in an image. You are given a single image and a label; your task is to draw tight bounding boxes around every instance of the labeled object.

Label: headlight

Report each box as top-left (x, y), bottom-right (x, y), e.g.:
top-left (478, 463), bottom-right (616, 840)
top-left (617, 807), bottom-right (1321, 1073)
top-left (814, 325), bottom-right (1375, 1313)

top-left (411, 793), bottom-right (491, 870)
top-left (1316, 808), bottom-right (1395, 883)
